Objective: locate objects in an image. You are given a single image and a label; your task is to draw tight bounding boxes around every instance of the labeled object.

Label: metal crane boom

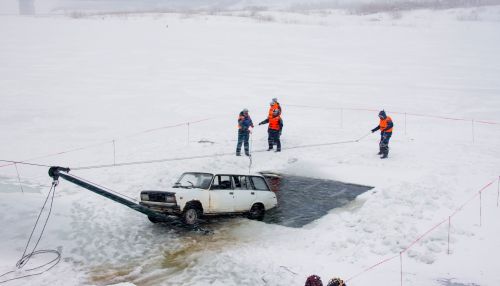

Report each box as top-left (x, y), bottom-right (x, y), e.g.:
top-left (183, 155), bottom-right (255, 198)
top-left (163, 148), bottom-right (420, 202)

top-left (48, 166), bottom-right (169, 220)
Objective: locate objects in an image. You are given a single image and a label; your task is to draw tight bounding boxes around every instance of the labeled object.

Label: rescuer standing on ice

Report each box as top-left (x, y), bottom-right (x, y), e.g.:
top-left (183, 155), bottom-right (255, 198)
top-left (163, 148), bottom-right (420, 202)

top-left (259, 109), bottom-right (283, 152)
top-left (236, 108), bottom-right (253, 156)
top-left (371, 110), bottom-right (394, 159)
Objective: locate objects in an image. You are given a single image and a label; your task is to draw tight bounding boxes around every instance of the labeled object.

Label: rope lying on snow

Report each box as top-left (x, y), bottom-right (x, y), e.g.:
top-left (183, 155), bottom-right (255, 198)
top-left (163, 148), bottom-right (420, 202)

top-left (0, 181), bottom-right (61, 284)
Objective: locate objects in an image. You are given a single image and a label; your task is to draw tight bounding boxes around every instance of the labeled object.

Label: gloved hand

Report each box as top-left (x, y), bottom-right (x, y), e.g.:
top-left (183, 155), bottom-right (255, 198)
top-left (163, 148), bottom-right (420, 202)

top-left (371, 129), bottom-right (376, 133)
top-left (259, 122), bottom-right (264, 126)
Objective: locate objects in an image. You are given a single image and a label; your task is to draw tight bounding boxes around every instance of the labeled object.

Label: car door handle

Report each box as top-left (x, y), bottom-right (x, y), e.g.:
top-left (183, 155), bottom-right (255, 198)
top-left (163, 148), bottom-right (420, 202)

top-left (251, 192), bottom-right (255, 195)
top-left (229, 192), bottom-right (234, 195)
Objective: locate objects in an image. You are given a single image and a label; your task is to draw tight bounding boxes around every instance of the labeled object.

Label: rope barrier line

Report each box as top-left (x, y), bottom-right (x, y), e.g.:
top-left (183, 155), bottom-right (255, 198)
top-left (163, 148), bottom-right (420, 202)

top-left (121, 117), bottom-right (214, 139)
top-left (400, 218), bottom-right (449, 254)
top-left (345, 177), bottom-right (498, 284)
top-left (286, 104), bottom-right (500, 126)
top-left (449, 180), bottom-right (495, 218)
top-left (0, 141), bottom-right (114, 169)
top-left (71, 133), bottom-right (371, 171)
top-left (345, 254), bottom-right (400, 282)
top-left (0, 160), bottom-right (52, 168)
top-left (0, 117), bottom-right (216, 170)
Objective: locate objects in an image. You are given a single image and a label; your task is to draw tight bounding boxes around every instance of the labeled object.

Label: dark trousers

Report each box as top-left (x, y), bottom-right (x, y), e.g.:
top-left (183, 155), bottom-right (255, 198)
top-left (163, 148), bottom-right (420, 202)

top-left (379, 132), bottom-right (392, 154)
top-left (236, 130), bottom-right (250, 155)
top-left (268, 129), bottom-right (281, 151)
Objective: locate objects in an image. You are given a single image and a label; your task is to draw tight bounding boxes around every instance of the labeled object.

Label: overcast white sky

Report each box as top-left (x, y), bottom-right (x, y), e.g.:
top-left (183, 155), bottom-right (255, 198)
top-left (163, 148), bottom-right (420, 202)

top-left (1, 0), bottom-right (500, 14)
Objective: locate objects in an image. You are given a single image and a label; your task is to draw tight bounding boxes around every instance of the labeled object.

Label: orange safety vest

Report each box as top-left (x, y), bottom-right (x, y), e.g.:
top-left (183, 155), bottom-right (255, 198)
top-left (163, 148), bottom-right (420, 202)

top-left (268, 103), bottom-right (281, 117)
top-left (379, 116), bottom-right (393, 133)
top-left (269, 115), bottom-right (281, 130)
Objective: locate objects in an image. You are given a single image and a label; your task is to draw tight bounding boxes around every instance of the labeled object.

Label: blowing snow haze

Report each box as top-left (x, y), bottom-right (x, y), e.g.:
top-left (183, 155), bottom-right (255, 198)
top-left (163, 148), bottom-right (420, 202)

top-left (2, 0), bottom-right (500, 14)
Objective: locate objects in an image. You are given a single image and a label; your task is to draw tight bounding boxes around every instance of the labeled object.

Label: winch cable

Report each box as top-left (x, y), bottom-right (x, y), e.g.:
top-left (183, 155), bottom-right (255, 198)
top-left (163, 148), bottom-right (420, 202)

top-left (71, 132), bottom-right (373, 171)
top-left (0, 160), bottom-right (52, 168)
top-left (248, 131), bottom-right (254, 174)
top-left (0, 181), bottom-right (61, 284)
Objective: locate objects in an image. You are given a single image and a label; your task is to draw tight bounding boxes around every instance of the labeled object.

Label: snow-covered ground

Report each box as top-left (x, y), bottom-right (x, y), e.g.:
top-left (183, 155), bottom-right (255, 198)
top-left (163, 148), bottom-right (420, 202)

top-left (1, 6), bottom-right (500, 286)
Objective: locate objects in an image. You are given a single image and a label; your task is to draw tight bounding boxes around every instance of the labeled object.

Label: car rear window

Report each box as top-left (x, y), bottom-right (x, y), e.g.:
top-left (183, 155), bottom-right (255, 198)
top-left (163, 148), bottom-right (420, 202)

top-left (251, 177), bottom-right (269, 191)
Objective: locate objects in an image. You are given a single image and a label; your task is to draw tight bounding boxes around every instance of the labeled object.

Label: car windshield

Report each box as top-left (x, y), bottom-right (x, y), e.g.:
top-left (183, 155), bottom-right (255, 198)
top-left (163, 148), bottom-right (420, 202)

top-left (174, 173), bottom-right (213, 189)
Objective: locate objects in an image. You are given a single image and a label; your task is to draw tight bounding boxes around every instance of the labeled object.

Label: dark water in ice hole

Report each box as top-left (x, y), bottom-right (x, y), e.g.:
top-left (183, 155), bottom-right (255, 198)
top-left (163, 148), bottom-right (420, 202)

top-left (261, 174), bottom-right (373, 228)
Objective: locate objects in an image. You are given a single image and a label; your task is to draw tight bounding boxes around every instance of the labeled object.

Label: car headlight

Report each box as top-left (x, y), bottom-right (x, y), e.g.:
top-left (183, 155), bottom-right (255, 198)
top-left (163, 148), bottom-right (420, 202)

top-left (141, 193), bottom-right (149, 201)
top-left (165, 195), bottom-right (176, 203)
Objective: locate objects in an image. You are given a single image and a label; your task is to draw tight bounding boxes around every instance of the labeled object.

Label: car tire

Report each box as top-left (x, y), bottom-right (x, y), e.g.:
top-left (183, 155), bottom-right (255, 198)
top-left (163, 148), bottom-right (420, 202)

top-left (182, 204), bottom-right (201, 225)
top-left (248, 203), bottom-right (265, 221)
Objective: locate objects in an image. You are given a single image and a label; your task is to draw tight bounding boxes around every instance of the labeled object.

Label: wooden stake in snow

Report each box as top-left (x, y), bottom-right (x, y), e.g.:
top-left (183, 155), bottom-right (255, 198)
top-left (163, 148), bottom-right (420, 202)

top-left (497, 176), bottom-right (499, 208)
top-left (447, 216), bottom-right (451, 255)
top-left (400, 252), bottom-right (403, 286)
top-left (404, 112), bottom-right (407, 136)
top-left (479, 191), bottom-right (482, 227)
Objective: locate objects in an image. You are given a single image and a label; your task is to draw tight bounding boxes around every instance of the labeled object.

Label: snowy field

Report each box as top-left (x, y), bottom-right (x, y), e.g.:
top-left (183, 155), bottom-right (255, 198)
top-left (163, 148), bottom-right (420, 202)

top-left (1, 5), bottom-right (500, 286)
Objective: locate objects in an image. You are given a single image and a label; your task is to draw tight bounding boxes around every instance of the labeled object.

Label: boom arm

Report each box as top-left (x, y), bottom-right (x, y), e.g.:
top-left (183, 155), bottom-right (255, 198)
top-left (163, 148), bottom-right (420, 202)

top-left (48, 166), bottom-right (169, 220)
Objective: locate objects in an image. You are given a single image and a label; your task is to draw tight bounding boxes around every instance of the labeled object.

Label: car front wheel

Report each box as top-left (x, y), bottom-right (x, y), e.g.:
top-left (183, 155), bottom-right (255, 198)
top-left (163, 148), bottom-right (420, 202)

top-left (248, 204), bottom-right (265, 221)
top-left (182, 205), bottom-right (201, 225)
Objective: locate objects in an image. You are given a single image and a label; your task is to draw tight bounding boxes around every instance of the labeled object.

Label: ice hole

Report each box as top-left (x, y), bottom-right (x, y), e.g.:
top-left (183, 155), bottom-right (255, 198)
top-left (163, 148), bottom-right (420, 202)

top-left (261, 173), bottom-right (373, 228)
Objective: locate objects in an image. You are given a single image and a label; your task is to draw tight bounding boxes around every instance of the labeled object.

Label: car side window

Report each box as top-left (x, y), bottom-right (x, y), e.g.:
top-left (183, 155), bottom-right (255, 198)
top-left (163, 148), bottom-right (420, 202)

top-left (251, 176), bottom-right (269, 191)
top-left (233, 176), bottom-right (250, 190)
top-left (211, 175), bottom-right (233, 190)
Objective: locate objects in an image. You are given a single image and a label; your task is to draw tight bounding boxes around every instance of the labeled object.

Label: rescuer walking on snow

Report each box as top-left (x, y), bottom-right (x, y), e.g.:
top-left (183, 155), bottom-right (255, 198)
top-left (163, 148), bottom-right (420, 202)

top-left (371, 110), bottom-right (394, 159)
top-left (259, 109), bottom-right (283, 152)
top-left (236, 108), bottom-right (254, 156)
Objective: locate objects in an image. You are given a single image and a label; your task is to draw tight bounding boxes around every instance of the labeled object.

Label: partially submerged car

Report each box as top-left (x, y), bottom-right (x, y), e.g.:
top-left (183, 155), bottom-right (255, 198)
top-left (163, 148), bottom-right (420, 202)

top-left (140, 172), bottom-right (278, 225)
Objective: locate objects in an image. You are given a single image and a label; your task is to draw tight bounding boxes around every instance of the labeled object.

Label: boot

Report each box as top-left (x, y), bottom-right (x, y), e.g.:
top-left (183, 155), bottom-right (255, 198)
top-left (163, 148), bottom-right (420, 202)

top-left (377, 147), bottom-right (383, 155)
top-left (380, 148), bottom-right (389, 159)
top-left (245, 151), bottom-right (250, 156)
top-left (236, 152), bottom-right (241, 156)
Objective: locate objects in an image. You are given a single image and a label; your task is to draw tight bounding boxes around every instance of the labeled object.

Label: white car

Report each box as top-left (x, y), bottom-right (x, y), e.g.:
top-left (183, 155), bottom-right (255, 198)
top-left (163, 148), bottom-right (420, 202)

top-left (140, 172), bottom-right (278, 225)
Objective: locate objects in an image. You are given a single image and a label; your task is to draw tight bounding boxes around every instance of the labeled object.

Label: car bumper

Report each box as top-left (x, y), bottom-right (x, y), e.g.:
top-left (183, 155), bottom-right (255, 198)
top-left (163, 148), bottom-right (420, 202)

top-left (140, 201), bottom-right (181, 215)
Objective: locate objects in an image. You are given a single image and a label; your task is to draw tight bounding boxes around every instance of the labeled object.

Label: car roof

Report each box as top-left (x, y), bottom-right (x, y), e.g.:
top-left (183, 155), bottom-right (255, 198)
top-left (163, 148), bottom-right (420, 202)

top-left (181, 171), bottom-right (264, 177)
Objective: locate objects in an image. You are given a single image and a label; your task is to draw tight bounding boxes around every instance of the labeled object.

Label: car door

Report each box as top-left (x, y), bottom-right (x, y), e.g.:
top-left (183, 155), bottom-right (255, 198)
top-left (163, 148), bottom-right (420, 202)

top-left (250, 176), bottom-right (276, 208)
top-left (232, 175), bottom-right (256, 212)
top-left (208, 175), bottom-right (234, 213)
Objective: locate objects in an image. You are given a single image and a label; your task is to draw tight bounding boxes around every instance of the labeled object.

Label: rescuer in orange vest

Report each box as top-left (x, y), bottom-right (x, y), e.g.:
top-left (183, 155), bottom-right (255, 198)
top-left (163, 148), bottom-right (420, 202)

top-left (268, 98), bottom-right (282, 117)
top-left (259, 109), bottom-right (283, 152)
top-left (371, 110), bottom-right (394, 159)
